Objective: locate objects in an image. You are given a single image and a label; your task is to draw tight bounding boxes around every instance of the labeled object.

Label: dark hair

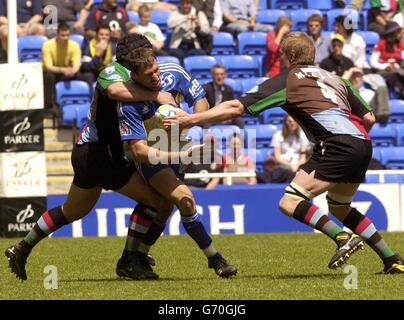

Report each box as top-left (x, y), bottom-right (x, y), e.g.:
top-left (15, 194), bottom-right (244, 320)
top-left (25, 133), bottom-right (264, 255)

top-left (57, 22), bottom-right (70, 33)
top-left (126, 47), bottom-right (156, 73)
top-left (116, 33), bottom-right (152, 69)
top-left (96, 24), bottom-right (111, 34)
top-left (211, 64), bottom-right (226, 72)
top-left (334, 15), bottom-right (354, 35)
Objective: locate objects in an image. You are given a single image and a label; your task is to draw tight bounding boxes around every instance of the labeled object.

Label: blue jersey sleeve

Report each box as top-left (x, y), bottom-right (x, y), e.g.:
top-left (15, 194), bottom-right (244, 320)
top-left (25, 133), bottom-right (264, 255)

top-left (118, 103), bottom-right (147, 141)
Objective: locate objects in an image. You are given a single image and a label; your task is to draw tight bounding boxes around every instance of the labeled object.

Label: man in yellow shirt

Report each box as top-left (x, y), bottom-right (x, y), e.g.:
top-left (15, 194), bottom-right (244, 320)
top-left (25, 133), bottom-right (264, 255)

top-left (42, 23), bottom-right (90, 116)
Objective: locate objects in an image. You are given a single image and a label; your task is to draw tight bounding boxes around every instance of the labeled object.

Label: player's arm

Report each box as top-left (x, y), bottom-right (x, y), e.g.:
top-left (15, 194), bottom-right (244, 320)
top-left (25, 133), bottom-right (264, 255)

top-left (340, 78), bottom-right (375, 132)
top-left (193, 97), bottom-right (209, 113)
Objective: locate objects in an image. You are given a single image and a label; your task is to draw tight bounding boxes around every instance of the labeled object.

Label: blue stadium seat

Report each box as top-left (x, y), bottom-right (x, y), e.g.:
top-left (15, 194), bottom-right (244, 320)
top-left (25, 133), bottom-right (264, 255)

top-left (307, 0), bottom-right (333, 10)
top-left (246, 148), bottom-right (265, 171)
top-left (151, 10), bottom-right (172, 34)
top-left (256, 9), bottom-right (287, 25)
top-left (211, 32), bottom-right (235, 55)
top-left (224, 78), bottom-right (243, 97)
top-left (380, 147), bottom-right (404, 169)
top-left (245, 124), bottom-right (278, 148)
top-left (356, 31), bottom-right (379, 56)
top-left (61, 103), bottom-right (89, 128)
top-left (70, 34), bottom-right (84, 49)
top-left (270, 0), bottom-right (305, 9)
top-left (186, 126), bottom-right (203, 143)
top-left (56, 81), bottom-right (91, 108)
top-left (327, 9), bottom-right (360, 31)
top-left (389, 100), bottom-right (404, 123)
top-left (18, 35), bottom-right (48, 62)
top-left (183, 55), bottom-right (217, 79)
top-left (157, 55), bottom-right (181, 65)
top-left (290, 9), bottom-right (322, 32)
top-left (258, 0), bottom-right (269, 9)
top-left (365, 174), bottom-right (379, 183)
top-left (208, 125), bottom-right (242, 149)
top-left (242, 77), bottom-right (268, 93)
top-left (196, 78), bottom-right (212, 86)
top-left (372, 146), bottom-right (383, 162)
top-left (242, 114), bottom-right (260, 125)
top-left (237, 32), bottom-right (266, 56)
top-left (369, 123), bottom-right (396, 147)
top-left (384, 175), bottom-right (404, 183)
top-left (261, 108), bottom-right (286, 124)
top-left (395, 124), bottom-right (404, 146)
top-left (221, 55), bottom-right (259, 79)
top-left (128, 11), bottom-right (140, 23)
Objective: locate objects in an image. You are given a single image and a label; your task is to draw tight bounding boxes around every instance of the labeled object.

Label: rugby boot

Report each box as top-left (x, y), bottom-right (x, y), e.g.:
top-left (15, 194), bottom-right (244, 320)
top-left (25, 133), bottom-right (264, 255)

top-left (328, 232), bottom-right (364, 269)
top-left (208, 253), bottom-right (237, 278)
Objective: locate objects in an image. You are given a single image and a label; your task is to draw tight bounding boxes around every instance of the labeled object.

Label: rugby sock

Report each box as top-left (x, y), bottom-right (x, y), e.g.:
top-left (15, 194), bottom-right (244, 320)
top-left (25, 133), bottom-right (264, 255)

top-left (123, 204), bottom-right (156, 258)
top-left (293, 201), bottom-right (344, 240)
top-left (21, 206), bottom-right (69, 251)
top-left (181, 212), bottom-right (217, 257)
top-left (342, 208), bottom-right (395, 259)
top-left (139, 220), bottom-right (166, 254)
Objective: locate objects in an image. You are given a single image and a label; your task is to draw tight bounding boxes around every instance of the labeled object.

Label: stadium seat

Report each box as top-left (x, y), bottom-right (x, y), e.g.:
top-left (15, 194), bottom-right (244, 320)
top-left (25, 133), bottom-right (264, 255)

top-left (18, 35), bottom-right (48, 62)
top-left (372, 146), bottom-right (383, 162)
top-left (70, 34), bottom-right (84, 49)
top-left (156, 55), bottom-right (181, 65)
top-left (183, 55), bottom-right (217, 79)
top-left (356, 31), bottom-right (379, 56)
top-left (258, 0), bottom-right (269, 9)
top-left (242, 77), bottom-right (268, 93)
top-left (56, 81), bottom-right (91, 108)
top-left (221, 55), bottom-right (259, 79)
top-left (380, 147), bottom-right (404, 169)
top-left (256, 9), bottom-right (287, 25)
top-left (261, 108), bottom-right (286, 124)
top-left (207, 125), bottom-right (242, 149)
top-left (327, 9), bottom-right (360, 31)
top-left (365, 174), bottom-right (379, 183)
top-left (211, 32), bottom-right (235, 56)
top-left (224, 78), bottom-right (243, 97)
top-left (186, 126), bottom-right (203, 143)
top-left (270, 0), bottom-right (305, 9)
top-left (246, 148), bottom-right (265, 171)
top-left (307, 0), bottom-right (333, 10)
top-left (369, 123), bottom-right (396, 147)
top-left (237, 32), bottom-right (266, 56)
top-left (290, 9), bottom-right (322, 32)
top-left (61, 102), bottom-right (89, 128)
top-left (242, 114), bottom-right (260, 125)
top-left (245, 124), bottom-right (278, 148)
top-left (395, 124), bottom-right (404, 146)
top-left (384, 175), bottom-right (404, 183)
top-left (127, 11), bottom-right (140, 23)
top-left (151, 10), bottom-right (171, 34)
top-left (388, 100), bottom-right (404, 123)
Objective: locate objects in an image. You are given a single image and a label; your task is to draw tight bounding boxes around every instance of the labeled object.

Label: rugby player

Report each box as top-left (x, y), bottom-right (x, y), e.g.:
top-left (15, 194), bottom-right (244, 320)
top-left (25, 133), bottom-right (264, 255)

top-left (164, 32), bottom-right (404, 274)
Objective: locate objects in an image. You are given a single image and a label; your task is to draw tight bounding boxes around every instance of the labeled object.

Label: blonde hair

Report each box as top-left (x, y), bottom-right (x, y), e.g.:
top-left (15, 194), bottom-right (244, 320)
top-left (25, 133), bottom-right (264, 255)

top-left (275, 16), bottom-right (292, 35)
top-left (282, 114), bottom-right (301, 140)
top-left (280, 32), bottom-right (315, 65)
top-left (138, 4), bottom-right (151, 17)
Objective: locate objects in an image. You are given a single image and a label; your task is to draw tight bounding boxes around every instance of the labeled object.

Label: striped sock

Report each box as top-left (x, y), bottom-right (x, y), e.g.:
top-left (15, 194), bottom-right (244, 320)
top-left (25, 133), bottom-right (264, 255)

top-left (342, 208), bottom-right (394, 259)
top-left (293, 201), bottom-right (344, 240)
top-left (181, 212), bottom-right (216, 257)
top-left (21, 206), bottom-right (69, 249)
top-left (124, 204), bottom-right (156, 255)
top-left (140, 220), bottom-right (166, 254)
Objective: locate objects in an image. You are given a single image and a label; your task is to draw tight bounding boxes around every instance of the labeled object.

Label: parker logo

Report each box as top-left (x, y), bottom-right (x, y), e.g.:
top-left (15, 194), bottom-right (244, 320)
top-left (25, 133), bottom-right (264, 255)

top-left (13, 117), bottom-right (31, 135)
top-left (15, 161), bottom-right (31, 178)
top-left (16, 204), bottom-right (35, 223)
top-left (3, 72), bottom-right (38, 101)
top-left (11, 74), bottom-right (28, 91)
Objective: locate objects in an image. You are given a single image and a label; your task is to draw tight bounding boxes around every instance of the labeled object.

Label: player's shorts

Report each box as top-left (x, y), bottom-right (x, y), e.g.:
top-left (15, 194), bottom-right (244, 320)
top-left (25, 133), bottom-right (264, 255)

top-left (134, 161), bottom-right (185, 183)
top-left (300, 135), bottom-right (372, 183)
top-left (71, 143), bottom-right (135, 190)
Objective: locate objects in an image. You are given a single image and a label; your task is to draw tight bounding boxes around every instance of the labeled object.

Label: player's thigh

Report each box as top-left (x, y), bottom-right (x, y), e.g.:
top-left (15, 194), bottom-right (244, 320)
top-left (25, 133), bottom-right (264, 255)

top-left (148, 168), bottom-right (195, 211)
top-left (292, 169), bottom-right (336, 198)
top-left (62, 183), bottom-right (102, 221)
top-left (116, 171), bottom-right (164, 209)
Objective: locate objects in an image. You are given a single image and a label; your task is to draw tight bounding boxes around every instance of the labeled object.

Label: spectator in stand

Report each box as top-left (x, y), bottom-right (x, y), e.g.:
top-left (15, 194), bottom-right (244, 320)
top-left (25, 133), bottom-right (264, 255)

top-left (136, 4), bottom-right (167, 55)
top-left (85, 0), bottom-right (129, 42)
top-left (370, 20), bottom-right (404, 99)
top-left (220, 0), bottom-right (273, 37)
top-left (127, 0), bottom-right (177, 12)
top-left (334, 0), bottom-right (364, 10)
top-left (80, 25), bottom-right (114, 94)
top-left (393, 1), bottom-right (404, 28)
top-left (0, 0), bottom-right (45, 55)
top-left (367, 0), bottom-right (396, 35)
top-left (42, 23), bottom-right (88, 117)
top-left (271, 114), bottom-right (309, 175)
top-left (192, 0), bottom-right (223, 32)
top-left (185, 133), bottom-right (223, 189)
top-left (334, 15), bottom-right (391, 123)
top-left (126, 21), bottom-right (139, 34)
top-left (265, 16), bottom-right (291, 78)
top-left (306, 14), bottom-right (331, 65)
top-left (223, 133), bottom-right (256, 185)
top-left (203, 64), bottom-right (244, 128)
top-left (42, 0), bottom-right (90, 37)
top-left (167, 0), bottom-right (210, 61)
top-left (320, 34), bottom-right (354, 76)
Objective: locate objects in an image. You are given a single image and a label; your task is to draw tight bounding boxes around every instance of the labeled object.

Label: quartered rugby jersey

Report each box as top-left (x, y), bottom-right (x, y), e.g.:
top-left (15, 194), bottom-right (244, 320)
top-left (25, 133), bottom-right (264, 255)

top-left (239, 65), bottom-right (373, 142)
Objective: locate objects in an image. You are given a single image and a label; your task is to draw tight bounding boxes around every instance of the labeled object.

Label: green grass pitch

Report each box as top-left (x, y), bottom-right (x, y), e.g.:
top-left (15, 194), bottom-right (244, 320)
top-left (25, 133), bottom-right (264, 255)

top-left (1, 232), bottom-right (404, 300)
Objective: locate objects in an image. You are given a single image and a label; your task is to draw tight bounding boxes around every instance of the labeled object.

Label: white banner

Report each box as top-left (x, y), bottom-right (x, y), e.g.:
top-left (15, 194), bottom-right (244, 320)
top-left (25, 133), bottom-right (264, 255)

top-left (0, 151), bottom-right (47, 197)
top-left (0, 63), bottom-right (44, 111)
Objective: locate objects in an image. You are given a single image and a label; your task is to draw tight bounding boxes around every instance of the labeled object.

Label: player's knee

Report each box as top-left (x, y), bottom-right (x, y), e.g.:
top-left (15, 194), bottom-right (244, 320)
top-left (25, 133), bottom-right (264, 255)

top-left (279, 182), bottom-right (312, 217)
top-left (278, 195), bottom-right (296, 217)
top-left (326, 192), bottom-right (353, 212)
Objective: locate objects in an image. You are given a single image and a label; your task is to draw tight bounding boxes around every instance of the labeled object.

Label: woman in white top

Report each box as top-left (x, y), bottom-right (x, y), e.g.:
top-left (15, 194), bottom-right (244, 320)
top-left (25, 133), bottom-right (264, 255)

top-left (271, 114), bottom-right (309, 173)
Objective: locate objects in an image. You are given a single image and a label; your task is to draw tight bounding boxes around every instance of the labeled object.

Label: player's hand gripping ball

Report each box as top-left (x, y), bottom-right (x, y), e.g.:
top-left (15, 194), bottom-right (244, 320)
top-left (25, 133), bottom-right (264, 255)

top-left (155, 104), bottom-right (177, 125)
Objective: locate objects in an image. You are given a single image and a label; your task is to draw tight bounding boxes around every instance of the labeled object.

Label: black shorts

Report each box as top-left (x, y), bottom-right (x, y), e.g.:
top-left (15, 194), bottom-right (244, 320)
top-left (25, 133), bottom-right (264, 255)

top-left (71, 143), bottom-right (135, 190)
top-left (300, 135), bottom-right (372, 183)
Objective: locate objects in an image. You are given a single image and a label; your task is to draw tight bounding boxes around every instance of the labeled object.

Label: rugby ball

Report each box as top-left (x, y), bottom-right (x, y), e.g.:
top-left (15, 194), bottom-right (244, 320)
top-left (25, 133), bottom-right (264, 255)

top-left (155, 104), bottom-right (177, 124)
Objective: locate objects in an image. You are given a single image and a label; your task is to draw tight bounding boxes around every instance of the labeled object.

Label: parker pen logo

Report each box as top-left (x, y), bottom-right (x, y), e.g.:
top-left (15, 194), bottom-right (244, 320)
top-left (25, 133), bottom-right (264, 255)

top-left (16, 204), bottom-right (35, 223)
top-left (15, 161), bottom-right (31, 178)
top-left (4, 116), bottom-right (41, 146)
top-left (13, 117), bottom-right (31, 135)
top-left (8, 204), bottom-right (36, 233)
top-left (11, 74), bottom-right (28, 91)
